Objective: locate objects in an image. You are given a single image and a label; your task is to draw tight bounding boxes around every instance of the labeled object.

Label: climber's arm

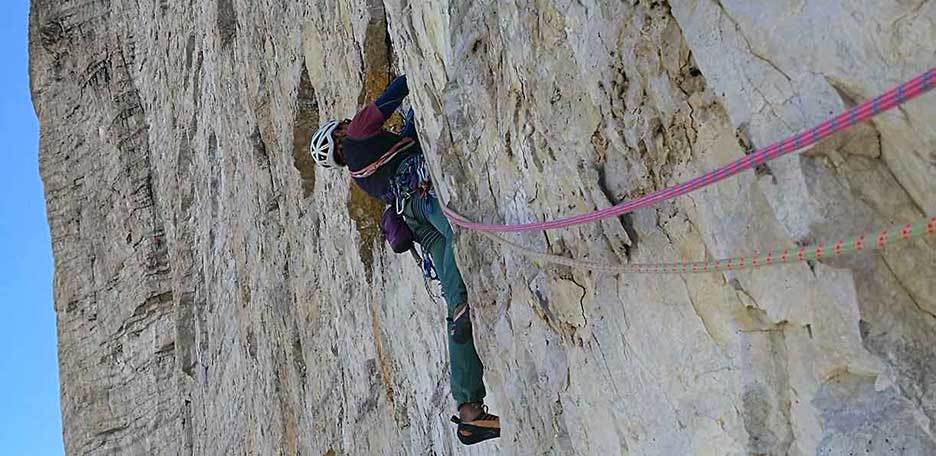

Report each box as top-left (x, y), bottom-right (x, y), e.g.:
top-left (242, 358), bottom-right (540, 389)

top-left (346, 75), bottom-right (409, 138)
top-left (375, 75), bottom-right (409, 117)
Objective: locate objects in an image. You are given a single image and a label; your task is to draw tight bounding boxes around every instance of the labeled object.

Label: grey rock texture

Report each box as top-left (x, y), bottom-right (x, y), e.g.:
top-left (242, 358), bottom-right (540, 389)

top-left (29, 0), bottom-right (935, 454)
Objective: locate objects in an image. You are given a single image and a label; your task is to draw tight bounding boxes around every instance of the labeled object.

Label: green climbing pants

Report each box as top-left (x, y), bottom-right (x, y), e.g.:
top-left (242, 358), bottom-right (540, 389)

top-left (402, 193), bottom-right (486, 407)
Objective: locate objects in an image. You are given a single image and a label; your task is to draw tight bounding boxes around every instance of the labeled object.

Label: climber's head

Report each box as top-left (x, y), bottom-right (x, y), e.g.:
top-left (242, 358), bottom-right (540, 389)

top-left (310, 119), bottom-right (351, 169)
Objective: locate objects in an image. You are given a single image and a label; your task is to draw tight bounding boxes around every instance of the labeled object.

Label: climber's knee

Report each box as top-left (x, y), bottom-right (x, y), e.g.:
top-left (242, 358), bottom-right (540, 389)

top-left (448, 304), bottom-right (473, 345)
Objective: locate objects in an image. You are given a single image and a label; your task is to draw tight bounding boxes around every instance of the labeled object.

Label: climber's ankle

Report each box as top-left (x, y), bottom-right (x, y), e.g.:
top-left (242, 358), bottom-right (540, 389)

top-left (458, 402), bottom-right (483, 422)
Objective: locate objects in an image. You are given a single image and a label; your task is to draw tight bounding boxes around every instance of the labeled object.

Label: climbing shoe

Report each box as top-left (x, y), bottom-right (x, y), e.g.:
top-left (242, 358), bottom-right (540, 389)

top-left (450, 406), bottom-right (500, 445)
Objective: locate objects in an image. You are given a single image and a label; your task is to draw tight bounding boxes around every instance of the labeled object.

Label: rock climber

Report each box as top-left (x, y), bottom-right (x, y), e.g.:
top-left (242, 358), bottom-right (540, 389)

top-left (309, 75), bottom-right (500, 445)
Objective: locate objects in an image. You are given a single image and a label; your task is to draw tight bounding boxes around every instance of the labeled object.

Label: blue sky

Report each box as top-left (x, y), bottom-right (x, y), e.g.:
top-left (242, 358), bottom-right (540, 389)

top-left (0, 1), bottom-right (65, 455)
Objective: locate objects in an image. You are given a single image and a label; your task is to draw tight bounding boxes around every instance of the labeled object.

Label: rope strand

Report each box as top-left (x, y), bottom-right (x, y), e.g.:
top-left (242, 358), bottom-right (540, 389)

top-left (443, 68), bottom-right (936, 233)
top-left (468, 217), bottom-right (936, 274)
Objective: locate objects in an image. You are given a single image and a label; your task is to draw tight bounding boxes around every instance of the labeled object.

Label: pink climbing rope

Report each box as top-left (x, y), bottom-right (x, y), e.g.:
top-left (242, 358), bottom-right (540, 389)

top-left (443, 68), bottom-right (936, 232)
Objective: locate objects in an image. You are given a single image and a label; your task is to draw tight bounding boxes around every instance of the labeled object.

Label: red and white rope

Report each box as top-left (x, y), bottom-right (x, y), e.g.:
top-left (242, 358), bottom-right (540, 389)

top-left (471, 217), bottom-right (935, 274)
top-left (443, 68), bottom-right (936, 233)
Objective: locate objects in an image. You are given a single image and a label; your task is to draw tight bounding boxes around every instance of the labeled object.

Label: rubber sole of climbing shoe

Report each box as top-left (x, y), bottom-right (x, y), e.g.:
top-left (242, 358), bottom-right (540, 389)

top-left (450, 414), bottom-right (500, 445)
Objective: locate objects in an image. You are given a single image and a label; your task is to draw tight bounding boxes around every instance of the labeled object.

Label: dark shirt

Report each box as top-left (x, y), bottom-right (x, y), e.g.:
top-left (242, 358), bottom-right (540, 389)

top-left (343, 75), bottom-right (420, 202)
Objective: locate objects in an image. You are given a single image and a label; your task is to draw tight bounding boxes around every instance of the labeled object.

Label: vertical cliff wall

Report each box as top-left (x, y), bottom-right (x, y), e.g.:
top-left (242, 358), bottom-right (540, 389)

top-left (30, 0), bottom-right (936, 454)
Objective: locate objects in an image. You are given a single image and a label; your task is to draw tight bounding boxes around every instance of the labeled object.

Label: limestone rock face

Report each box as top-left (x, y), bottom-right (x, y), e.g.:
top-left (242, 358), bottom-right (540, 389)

top-left (30, 0), bottom-right (936, 454)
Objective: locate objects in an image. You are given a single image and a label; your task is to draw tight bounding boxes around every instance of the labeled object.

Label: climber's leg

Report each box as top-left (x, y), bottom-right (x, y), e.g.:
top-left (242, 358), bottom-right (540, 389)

top-left (403, 194), bottom-right (486, 407)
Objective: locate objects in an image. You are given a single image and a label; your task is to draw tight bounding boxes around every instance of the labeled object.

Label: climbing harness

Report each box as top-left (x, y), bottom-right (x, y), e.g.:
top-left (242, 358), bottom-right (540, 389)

top-left (383, 153), bottom-right (443, 297)
top-left (389, 154), bottom-right (434, 214)
top-left (442, 68), bottom-right (936, 233)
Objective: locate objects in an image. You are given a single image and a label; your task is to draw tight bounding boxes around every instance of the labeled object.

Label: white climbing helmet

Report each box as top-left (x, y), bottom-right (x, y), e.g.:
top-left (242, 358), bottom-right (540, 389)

top-left (310, 119), bottom-right (340, 169)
